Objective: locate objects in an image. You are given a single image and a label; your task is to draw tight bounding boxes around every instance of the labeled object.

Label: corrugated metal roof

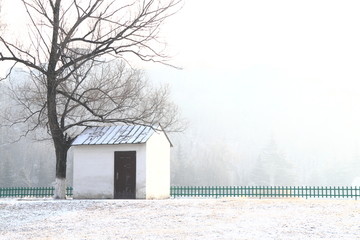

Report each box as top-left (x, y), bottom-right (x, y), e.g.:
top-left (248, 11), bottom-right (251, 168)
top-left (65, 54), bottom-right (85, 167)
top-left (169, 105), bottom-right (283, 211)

top-left (71, 125), bottom-right (157, 146)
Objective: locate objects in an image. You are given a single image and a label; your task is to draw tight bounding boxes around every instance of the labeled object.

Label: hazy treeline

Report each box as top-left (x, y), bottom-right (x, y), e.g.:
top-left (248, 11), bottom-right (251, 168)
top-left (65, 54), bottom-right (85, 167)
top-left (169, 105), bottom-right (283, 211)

top-left (1, 74), bottom-right (360, 187)
top-left (0, 72), bottom-right (73, 187)
top-left (170, 130), bottom-right (360, 187)
top-left (1, 126), bottom-right (359, 187)
top-left (0, 126), bottom-right (74, 188)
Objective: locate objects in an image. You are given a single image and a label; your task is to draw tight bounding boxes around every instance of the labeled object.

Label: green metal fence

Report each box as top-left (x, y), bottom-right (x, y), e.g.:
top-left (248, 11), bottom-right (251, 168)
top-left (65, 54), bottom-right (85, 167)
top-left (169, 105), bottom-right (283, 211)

top-left (171, 186), bottom-right (360, 199)
top-left (0, 187), bottom-right (73, 198)
top-left (2, 186), bottom-right (360, 199)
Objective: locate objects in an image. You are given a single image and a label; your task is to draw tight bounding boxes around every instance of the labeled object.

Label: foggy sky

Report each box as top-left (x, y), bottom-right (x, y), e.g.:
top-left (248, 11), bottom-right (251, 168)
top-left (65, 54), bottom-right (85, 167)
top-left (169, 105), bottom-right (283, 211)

top-left (2, 0), bottom-right (360, 184)
top-left (148, 0), bottom-right (360, 182)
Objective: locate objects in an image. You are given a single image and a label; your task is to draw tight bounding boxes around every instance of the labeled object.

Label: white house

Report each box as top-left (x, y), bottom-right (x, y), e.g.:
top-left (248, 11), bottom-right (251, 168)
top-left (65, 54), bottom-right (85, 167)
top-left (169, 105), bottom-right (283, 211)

top-left (71, 124), bottom-right (172, 199)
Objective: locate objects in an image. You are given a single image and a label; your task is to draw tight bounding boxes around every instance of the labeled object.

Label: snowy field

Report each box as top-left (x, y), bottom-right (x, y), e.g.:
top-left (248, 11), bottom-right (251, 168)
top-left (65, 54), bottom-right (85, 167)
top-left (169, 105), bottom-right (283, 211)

top-left (0, 198), bottom-right (359, 240)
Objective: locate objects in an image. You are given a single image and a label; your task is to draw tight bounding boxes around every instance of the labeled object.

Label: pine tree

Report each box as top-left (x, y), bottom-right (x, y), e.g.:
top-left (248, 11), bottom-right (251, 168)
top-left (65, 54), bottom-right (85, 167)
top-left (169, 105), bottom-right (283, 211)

top-left (250, 138), bottom-right (294, 186)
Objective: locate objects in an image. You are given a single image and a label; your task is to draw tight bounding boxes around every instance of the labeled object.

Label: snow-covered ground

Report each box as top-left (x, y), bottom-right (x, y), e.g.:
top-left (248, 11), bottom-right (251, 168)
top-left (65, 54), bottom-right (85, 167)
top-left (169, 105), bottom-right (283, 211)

top-left (0, 198), bottom-right (359, 240)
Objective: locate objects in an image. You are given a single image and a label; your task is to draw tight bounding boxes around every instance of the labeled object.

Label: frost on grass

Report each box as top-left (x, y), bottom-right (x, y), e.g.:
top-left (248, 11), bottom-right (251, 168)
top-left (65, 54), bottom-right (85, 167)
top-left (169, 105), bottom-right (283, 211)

top-left (0, 198), bottom-right (359, 240)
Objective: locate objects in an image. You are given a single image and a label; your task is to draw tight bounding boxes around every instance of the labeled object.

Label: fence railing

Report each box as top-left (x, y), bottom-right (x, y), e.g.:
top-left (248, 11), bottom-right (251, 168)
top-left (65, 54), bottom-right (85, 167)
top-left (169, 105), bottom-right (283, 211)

top-left (171, 186), bottom-right (360, 199)
top-left (0, 187), bottom-right (73, 198)
top-left (2, 186), bottom-right (360, 199)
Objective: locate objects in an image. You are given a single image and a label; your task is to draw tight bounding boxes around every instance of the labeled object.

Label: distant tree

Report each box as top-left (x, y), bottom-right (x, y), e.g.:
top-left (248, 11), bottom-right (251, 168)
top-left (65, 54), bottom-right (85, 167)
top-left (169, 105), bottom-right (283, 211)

top-left (0, 140), bottom-right (18, 187)
top-left (0, 0), bottom-right (182, 199)
top-left (0, 119), bottom-right (15, 187)
top-left (308, 168), bottom-right (326, 186)
top-left (324, 157), bottom-right (353, 186)
top-left (171, 140), bottom-right (186, 184)
top-left (250, 138), bottom-right (294, 186)
top-left (249, 156), bottom-right (271, 186)
top-left (0, 157), bottom-right (12, 187)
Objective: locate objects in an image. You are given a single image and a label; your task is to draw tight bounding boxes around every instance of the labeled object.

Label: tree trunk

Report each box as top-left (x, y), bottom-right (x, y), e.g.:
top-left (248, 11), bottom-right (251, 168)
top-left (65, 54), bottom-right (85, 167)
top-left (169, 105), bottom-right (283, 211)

top-left (48, 88), bottom-right (70, 199)
top-left (48, 86), bottom-right (70, 199)
top-left (47, 75), bottom-right (69, 199)
top-left (54, 141), bottom-right (70, 199)
top-left (48, 0), bottom-right (64, 199)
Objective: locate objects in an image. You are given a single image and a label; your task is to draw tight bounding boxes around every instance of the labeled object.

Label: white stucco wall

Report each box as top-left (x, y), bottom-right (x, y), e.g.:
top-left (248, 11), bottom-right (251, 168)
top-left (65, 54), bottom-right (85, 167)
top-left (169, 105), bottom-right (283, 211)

top-left (72, 144), bottom-right (147, 199)
top-left (145, 131), bottom-right (171, 199)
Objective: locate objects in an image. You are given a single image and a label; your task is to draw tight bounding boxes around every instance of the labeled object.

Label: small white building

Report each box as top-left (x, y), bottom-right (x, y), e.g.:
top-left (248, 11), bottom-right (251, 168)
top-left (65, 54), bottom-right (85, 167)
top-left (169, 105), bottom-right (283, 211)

top-left (71, 124), bottom-right (172, 199)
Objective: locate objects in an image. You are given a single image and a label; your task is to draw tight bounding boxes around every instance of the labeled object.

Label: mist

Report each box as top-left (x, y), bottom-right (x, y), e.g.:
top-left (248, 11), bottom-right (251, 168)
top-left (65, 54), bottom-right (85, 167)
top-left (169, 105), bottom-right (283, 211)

top-left (2, 0), bottom-right (360, 187)
top-left (146, 0), bottom-right (360, 186)
top-left (148, 66), bottom-right (360, 186)
top-left (1, 64), bottom-right (360, 187)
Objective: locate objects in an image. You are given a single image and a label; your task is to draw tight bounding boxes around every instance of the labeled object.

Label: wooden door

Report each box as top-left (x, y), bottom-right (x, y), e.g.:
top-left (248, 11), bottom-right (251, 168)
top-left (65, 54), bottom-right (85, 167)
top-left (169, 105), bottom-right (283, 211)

top-left (114, 151), bottom-right (136, 199)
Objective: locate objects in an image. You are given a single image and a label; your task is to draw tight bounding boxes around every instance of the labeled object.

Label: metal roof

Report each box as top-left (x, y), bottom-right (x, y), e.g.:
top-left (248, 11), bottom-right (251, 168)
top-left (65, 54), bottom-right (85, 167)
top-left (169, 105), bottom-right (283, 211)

top-left (71, 125), bottom-right (172, 146)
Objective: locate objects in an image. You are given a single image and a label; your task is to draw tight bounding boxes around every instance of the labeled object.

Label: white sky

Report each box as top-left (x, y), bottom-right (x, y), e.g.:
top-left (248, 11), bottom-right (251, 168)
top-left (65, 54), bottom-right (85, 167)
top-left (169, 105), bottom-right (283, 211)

top-left (2, 0), bottom-right (360, 169)
top-left (157, 0), bottom-right (360, 166)
top-left (165, 0), bottom-right (360, 74)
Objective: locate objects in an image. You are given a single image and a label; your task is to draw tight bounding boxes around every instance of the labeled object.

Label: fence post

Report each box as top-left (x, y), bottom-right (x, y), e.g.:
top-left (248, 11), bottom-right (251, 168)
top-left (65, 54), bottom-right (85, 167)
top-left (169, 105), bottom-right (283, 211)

top-left (259, 186), bottom-right (261, 199)
top-left (325, 186), bottom-right (327, 198)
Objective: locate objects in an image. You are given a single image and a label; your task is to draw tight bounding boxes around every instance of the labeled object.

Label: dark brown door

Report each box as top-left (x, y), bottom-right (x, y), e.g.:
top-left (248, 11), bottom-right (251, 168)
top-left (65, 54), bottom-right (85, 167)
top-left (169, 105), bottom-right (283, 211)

top-left (114, 151), bottom-right (136, 199)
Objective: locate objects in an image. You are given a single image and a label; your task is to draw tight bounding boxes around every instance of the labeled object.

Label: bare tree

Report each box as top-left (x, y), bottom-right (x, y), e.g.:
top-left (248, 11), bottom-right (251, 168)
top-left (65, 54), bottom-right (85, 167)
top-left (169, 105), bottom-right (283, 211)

top-left (0, 0), bottom-right (182, 199)
top-left (6, 60), bottom-right (181, 134)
